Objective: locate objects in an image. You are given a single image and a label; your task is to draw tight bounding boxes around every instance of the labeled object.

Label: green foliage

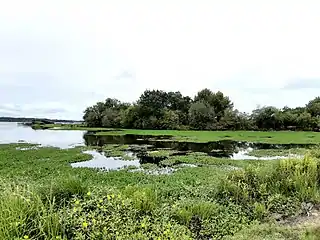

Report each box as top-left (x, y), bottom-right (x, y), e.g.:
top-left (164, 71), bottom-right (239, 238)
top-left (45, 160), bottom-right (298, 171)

top-left (0, 183), bottom-right (63, 240)
top-left (83, 89), bottom-right (320, 131)
top-left (266, 194), bottom-right (300, 217)
top-left (123, 186), bottom-right (158, 213)
top-left (226, 223), bottom-right (303, 240)
top-left (248, 148), bottom-right (307, 157)
top-left (63, 192), bottom-right (192, 240)
top-left (160, 109), bottom-right (180, 129)
top-left (217, 155), bottom-right (320, 221)
top-left (274, 156), bottom-right (319, 201)
top-left (306, 97), bottom-right (320, 118)
top-left (3, 144), bottom-right (320, 238)
top-left (188, 101), bottom-right (216, 130)
top-left (172, 200), bottom-right (250, 239)
top-left (41, 176), bottom-right (89, 206)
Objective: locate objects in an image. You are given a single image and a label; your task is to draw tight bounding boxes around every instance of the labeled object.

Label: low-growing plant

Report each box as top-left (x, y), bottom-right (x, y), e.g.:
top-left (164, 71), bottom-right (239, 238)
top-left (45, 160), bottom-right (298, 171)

top-left (266, 194), bottom-right (300, 218)
top-left (63, 192), bottom-right (192, 239)
top-left (171, 200), bottom-right (250, 239)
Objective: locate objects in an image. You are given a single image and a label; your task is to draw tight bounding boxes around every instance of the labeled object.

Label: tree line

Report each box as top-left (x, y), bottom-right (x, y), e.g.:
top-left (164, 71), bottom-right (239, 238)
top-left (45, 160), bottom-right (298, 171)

top-left (0, 117), bottom-right (81, 123)
top-left (83, 89), bottom-right (320, 131)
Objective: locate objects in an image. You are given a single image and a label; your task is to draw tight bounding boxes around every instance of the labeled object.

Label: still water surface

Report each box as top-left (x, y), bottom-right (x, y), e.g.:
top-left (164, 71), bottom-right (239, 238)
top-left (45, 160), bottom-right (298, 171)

top-left (0, 122), bottom-right (85, 148)
top-left (0, 122), bottom-right (310, 169)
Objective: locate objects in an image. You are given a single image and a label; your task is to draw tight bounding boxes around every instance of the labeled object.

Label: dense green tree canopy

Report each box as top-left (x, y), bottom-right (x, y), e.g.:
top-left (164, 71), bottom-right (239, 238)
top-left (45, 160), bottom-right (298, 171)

top-left (83, 89), bottom-right (320, 131)
top-left (306, 97), bottom-right (320, 117)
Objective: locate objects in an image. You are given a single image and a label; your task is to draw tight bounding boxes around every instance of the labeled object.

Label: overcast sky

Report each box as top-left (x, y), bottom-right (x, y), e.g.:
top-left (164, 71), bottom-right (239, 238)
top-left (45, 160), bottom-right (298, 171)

top-left (1, 1), bottom-right (320, 120)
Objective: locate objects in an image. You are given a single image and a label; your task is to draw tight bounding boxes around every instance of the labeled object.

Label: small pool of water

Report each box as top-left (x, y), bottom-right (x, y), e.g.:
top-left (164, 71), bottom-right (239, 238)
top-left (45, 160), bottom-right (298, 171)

top-left (71, 150), bottom-right (140, 170)
top-left (231, 148), bottom-right (302, 160)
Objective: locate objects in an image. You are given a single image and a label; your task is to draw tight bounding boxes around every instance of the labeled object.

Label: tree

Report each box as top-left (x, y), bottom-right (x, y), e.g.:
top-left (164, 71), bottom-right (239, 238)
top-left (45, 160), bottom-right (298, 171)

top-left (194, 89), bottom-right (233, 122)
top-left (137, 90), bottom-right (168, 118)
top-left (160, 110), bottom-right (180, 129)
top-left (166, 92), bottom-right (192, 125)
top-left (210, 91), bottom-right (233, 121)
top-left (104, 98), bottom-right (121, 109)
top-left (296, 111), bottom-right (314, 130)
top-left (281, 111), bottom-right (298, 129)
top-left (306, 97), bottom-right (320, 117)
top-left (101, 108), bottom-right (121, 128)
top-left (219, 109), bottom-right (238, 130)
top-left (83, 102), bottom-right (106, 127)
top-left (188, 102), bottom-right (216, 130)
top-left (121, 105), bottom-right (141, 129)
top-left (194, 88), bottom-right (214, 104)
top-left (251, 106), bottom-right (280, 130)
top-left (83, 88), bottom-right (320, 131)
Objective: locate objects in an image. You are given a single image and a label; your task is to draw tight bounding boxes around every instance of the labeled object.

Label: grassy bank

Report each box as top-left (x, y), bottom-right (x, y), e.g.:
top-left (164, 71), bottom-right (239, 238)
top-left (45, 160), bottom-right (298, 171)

top-left (1, 143), bottom-right (320, 239)
top-left (94, 129), bottom-right (320, 144)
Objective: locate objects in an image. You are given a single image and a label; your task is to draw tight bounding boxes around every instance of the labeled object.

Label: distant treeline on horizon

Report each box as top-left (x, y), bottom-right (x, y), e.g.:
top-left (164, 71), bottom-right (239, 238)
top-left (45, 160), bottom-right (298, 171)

top-left (83, 88), bottom-right (320, 131)
top-left (0, 117), bottom-right (82, 123)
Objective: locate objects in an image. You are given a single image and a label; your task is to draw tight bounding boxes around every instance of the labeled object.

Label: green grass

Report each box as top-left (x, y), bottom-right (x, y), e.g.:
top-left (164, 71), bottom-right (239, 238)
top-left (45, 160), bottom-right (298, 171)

top-left (100, 144), bottom-right (133, 159)
top-left (94, 129), bottom-right (320, 144)
top-left (248, 148), bottom-right (308, 157)
top-left (2, 143), bottom-right (320, 239)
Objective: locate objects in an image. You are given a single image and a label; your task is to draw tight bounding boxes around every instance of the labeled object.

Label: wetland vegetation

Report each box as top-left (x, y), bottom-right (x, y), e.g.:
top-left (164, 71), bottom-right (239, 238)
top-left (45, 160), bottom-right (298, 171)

top-left (3, 87), bottom-right (320, 239)
top-left (1, 123), bottom-right (320, 239)
top-left (2, 141), bottom-right (320, 239)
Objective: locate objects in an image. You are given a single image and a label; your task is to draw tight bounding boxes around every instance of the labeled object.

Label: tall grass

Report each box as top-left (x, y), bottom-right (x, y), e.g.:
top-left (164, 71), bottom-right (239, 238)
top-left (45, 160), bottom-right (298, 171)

top-left (275, 154), bottom-right (319, 201)
top-left (217, 154), bottom-right (320, 220)
top-left (0, 183), bottom-right (64, 239)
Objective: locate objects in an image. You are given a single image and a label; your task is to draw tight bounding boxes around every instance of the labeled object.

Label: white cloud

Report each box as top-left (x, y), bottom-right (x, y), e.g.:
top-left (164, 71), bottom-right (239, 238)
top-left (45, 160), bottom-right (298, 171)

top-left (0, 0), bottom-right (320, 118)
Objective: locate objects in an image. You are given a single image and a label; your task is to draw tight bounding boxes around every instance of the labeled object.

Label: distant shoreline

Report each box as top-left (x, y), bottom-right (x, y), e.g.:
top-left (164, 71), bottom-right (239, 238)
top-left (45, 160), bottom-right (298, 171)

top-left (0, 116), bottom-right (82, 123)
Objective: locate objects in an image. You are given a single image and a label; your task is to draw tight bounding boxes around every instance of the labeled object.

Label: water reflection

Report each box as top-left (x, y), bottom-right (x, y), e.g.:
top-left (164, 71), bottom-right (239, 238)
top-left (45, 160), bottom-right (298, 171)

top-left (83, 133), bottom-right (315, 158)
top-left (71, 150), bottom-right (140, 170)
top-left (0, 122), bottom-right (85, 148)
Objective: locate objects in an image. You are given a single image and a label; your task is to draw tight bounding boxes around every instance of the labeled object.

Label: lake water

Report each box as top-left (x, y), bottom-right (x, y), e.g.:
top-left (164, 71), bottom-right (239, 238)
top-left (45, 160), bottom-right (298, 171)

top-left (0, 122), bottom-right (310, 170)
top-left (0, 122), bottom-right (86, 148)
